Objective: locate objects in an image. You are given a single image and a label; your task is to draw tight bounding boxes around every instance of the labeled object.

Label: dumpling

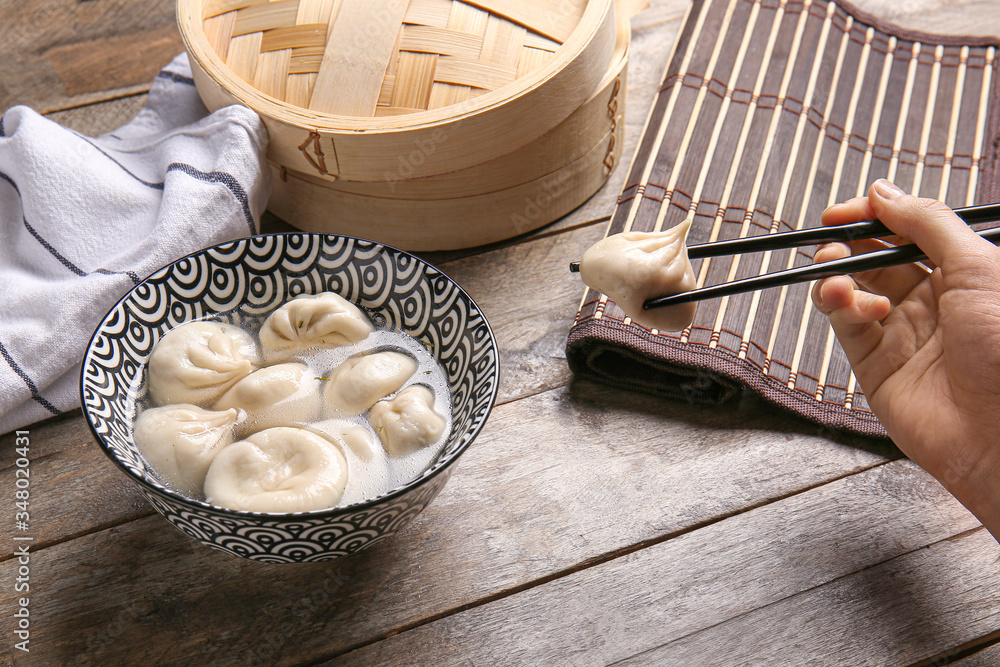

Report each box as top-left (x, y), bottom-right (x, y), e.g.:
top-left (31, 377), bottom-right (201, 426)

top-left (308, 420), bottom-right (388, 507)
top-left (204, 427), bottom-right (349, 512)
top-left (147, 321), bottom-right (258, 406)
top-left (133, 404), bottom-right (238, 496)
top-left (258, 292), bottom-right (374, 362)
top-left (213, 362), bottom-right (322, 436)
top-left (369, 385), bottom-right (446, 456)
top-left (323, 351), bottom-right (417, 416)
top-left (309, 419), bottom-right (381, 461)
top-left (578, 219), bottom-right (698, 331)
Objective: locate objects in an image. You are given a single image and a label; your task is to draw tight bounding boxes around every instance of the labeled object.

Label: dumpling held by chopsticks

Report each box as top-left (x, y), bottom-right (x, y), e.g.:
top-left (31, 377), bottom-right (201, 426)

top-left (578, 219), bottom-right (697, 331)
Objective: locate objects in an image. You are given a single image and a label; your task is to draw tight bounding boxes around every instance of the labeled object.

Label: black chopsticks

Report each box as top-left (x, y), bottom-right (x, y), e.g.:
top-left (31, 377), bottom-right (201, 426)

top-left (657, 200), bottom-right (1000, 261)
top-left (568, 202), bottom-right (1000, 310)
top-left (643, 241), bottom-right (929, 309)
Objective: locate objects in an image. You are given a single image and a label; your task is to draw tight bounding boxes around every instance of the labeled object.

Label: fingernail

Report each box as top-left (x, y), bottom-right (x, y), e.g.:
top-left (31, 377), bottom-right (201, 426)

top-left (814, 243), bottom-right (844, 264)
top-left (856, 293), bottom-right (879, 312)
top-left (873, 179), bottom-right (905, 200)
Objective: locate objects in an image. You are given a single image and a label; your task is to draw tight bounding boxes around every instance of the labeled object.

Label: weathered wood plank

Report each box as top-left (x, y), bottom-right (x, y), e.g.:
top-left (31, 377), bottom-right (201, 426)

top-left (0, 382), bottom-right (896, 666)
top-left (44, 94), bottom-right (148, 136)
top-left (0, 0), bottom-right (182, 113)
top-left (620, 528), bottom-right (999, 666)
top-left (916, 630), bottom-right (1000, 667)
top-left (322, 459), bottom-right (987, 666)
top-left (951, 640), bottom-right (1000, 666)
top-left (0, 412), bottom-right (88, 464)
top-left (0, 425), bottom-right (150, 553)
top-left (434, 223), bottom-right (607, 401)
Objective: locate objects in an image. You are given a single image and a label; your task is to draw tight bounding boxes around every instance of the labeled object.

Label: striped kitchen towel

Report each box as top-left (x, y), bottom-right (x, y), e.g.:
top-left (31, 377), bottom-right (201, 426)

top-left (0, 53), bottom-right (270, 434)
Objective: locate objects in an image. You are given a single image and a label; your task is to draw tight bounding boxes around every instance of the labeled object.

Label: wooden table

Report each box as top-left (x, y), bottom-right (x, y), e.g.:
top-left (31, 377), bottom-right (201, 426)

top-left (3, 1), bottom-right (1000, 665)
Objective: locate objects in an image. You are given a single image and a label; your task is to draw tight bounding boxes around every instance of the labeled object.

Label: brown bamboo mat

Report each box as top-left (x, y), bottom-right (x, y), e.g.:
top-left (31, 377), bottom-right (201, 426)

top-left (567, 0), bottom-right (1000, 438)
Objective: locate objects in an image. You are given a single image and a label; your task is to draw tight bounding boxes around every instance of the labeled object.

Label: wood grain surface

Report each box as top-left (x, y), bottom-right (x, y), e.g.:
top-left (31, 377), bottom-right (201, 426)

top-left (0, 0), bottom-right (182, 113)
top-left (2, 0), bottom-right (999, 665)
top-left (0, 383), bottom-right (898, 665)
top-left (324, 460), bottom-right (984, 666)
top-left (952, 640), bottom-right (1000, 666)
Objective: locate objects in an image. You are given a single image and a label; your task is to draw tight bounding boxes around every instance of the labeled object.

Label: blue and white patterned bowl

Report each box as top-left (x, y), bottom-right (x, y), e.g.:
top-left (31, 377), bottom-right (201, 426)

top-left (80, 234), bottom-right (498, 563)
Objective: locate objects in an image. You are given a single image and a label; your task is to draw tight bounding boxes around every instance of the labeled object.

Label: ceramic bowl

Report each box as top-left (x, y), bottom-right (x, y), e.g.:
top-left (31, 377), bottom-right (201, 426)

top-left (81, 234), bottom-right (498, 563)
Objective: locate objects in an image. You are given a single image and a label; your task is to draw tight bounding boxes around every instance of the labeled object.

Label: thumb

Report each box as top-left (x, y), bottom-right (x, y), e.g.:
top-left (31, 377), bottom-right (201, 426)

top-left (868, 179), bottom-right (991, 269)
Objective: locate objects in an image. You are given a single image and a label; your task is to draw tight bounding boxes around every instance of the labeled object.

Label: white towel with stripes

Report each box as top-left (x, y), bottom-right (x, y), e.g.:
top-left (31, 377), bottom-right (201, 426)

top-left (0, 53), bottom-right (270, 434)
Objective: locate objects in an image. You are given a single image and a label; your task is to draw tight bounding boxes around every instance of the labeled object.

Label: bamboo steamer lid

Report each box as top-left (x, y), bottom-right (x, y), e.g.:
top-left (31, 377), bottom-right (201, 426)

top-left (267, 16), bottom-right (631, 250)
top-left (308, 16), bottom-right (630, 200)
top-left (177, 0), bottom-right (618, 182)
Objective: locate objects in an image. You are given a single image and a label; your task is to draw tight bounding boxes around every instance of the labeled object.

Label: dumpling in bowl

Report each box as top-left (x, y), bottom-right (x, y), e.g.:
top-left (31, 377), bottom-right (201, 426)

top-left (147, 321), bottom-right (258, 406)
top-left (578, 219), bottom-right (698, 331)
top-left (133, 404), bottom-right (239, 496)
top-left (369, 385), bottom-right (446, 456)
top-left (204, 427), bottom-right (349, 512)
top-left (323, 351), bottom-right (417, 417)
top-left (214, 362), bottom-right (322, 437)
top-left (259, 292), bottom-right (374, 362)
top-left (307, 420), bottom-right (388, 507)
top-left (308, 419), bottom-right (381, 461)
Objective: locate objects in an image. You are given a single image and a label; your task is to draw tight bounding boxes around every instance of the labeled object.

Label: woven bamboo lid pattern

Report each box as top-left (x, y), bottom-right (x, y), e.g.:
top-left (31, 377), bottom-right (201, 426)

top-left (179, 0), bottom-right (617, 182)
top-left (199, 0), bottom-right (581, 118)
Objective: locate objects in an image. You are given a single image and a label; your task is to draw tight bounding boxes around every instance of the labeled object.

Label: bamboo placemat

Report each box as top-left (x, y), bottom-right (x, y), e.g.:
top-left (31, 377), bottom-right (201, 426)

top-left (567, 0), bottom-right (1000, 437)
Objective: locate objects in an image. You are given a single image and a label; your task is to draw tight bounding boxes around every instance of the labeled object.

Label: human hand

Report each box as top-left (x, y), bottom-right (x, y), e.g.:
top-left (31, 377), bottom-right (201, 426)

top-left (811, 179), bottom-right (1000, 540)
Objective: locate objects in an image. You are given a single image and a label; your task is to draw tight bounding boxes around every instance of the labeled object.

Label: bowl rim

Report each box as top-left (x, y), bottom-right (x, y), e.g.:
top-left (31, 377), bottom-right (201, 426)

top-left (80, 232), bottom-right (499, 522)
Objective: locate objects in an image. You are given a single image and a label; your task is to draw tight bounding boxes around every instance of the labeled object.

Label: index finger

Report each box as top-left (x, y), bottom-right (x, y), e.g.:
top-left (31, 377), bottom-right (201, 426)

top-left (821, 196), bottom-right (875, 227)
top-left (868, 179), bottom-right (994, 269)
top-left (821, 195), bottom-right (909, 246)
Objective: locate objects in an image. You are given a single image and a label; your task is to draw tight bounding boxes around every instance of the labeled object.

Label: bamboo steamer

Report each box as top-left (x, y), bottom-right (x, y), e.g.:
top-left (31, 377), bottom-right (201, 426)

top-left (268, 17), bottom-right (629, 249)
top-left (269, 122), bottom-right (625, 249)
top-left (177, 0), bottom-right (633, 250)
top-left (178, 0), bottom-right (617, 181)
